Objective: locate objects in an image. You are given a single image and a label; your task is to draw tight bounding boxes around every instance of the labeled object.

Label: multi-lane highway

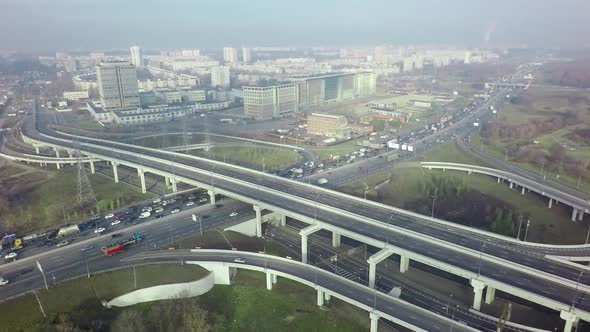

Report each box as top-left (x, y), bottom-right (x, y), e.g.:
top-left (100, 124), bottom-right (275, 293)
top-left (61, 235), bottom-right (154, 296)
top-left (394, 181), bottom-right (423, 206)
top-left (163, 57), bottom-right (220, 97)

top-left (15, 99), bottom-right (590, 329)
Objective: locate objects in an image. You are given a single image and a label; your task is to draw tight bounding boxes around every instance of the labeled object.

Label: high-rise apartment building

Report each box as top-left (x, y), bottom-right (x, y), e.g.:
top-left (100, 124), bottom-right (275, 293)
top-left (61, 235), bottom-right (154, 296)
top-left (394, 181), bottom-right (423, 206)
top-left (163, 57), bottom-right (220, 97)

top-left (96, 61), bottom-right (140, 111)
top-left (130, 46), bottom-right (143, 67)
top-left (223, 47), bottom-right (239, 63)
top-left (210, 66), bottom-right (231, 89)
top-left (242, 47), bottom-right (251, 64)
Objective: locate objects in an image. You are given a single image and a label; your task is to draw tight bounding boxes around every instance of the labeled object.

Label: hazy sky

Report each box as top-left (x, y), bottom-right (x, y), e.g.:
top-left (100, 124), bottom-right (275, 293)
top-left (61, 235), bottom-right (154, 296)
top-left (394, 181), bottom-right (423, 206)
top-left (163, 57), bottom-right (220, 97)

top-left (2, 0), bottom-right (589, 52)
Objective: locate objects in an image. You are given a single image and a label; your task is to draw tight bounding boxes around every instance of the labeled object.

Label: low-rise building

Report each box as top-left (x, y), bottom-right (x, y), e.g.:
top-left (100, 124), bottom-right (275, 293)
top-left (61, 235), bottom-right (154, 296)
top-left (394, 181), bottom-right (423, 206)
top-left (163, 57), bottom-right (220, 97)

top-left (63, 91), bottom-right (89, 101)
top-left (307, 113), bottom-right (350, 138)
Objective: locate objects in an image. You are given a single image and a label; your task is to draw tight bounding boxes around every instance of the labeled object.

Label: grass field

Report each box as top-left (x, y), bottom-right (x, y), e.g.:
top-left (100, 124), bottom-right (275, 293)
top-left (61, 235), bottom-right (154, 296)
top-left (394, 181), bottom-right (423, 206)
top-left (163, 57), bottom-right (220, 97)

top-left (308, 138), bottom-right (364, 161)
top-left (0, 264), bottom-right (209, 331)
top-left (476, 86), bottom-right (590, 194)
top-left (340, 143), bottom-right (583, 244)
top-left (417, 142), bottom-right (490, 166)
top-left (195, 270), bottom-right (369, 332)
top-left (0, 163), bottom-right (152, 233)
top-left (193, 146), bottom-right (300, 170)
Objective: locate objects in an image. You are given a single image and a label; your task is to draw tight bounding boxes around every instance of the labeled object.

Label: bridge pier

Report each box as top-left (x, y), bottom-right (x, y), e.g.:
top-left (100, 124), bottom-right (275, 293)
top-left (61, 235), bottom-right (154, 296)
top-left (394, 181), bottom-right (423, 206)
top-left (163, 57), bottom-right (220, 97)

top-left (67, 150), bottom-right (74, 165)
top-left (112, 162), bottom-right (119, 183)
top-left (300, 224), bottom-right (322, 264)
top-left (34, 146), bottom-right (40, 154)
top-left (367, 248), bottom-right (394, 289)
top-left (208, 189), bottom-right (216, 204)
top-left (400, 255), bottom-right (409, 273)
top-left (485, 286), bottom-right (495, 304)
top-left (572, 208), bottom-right (578, 222)
top-left (369, 312), bottom-right (380, 332)
top-left (253, 205), bottom-right (262, 237)
top-left (560, 310), bottom-right (578, 332)
top-left (137, 168), bottom-right (146, 193)
top-left (470, 279), bottom-right (486, 311)
top-left (509, 182), bottom-right (513, 189)
top-left (521, 186), bottom-right (525, 195)
top-left (548, 198), bottom-right (552, 208)
top-left (579, 211), bottom-right (584, 222)
top-left (170, 178), bottom-right (178, 193)
top-left (165, 176), bottom-right (171, 188)
top-left (332, 232), bottom-right (341, 248)
top-left (316, 288), bottom-right (325, 307)
top-left (280, 214), bottom-right (287, 227)
top-left (266, 272), bottom-right (274, 290)
top-left (497, 177), bottom-right (500, 183)
top-left (89, 159), bottom-right (95, 174)
top-left (54, 148), bottom-right (61, 169)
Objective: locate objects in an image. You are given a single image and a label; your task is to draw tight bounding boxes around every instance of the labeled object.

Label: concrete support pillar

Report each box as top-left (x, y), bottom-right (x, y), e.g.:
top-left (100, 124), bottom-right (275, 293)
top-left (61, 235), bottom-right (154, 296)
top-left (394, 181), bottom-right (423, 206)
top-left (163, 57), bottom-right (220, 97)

top-left (68, 150), bottom-right (74, 165)
top-left (560, 310), bottom-right (578, 332)
top-left (280, 214), bottom-right (287, 227)
top-left (266, 272), bottom-right (273, 290)
top-left (316, 289), bottom-right (324, 307)
top-left (332, 232), bottom-right (341, 248)
top-left (208, 190), bottom-right (216, 205)
top-left (509, 182), bottom-right (513, 189)
top-left (138, 168), bottom-right (146, 193)
top-left (369, 312), bottom-right (380, 332)
top-left (171, 178), bottom-right (178, 193)
top-left (34, 146), bottom-right (40, 154)
top-left (272, 273), bottom-right (277, 284)
top-left (548, 198), bottom-right (553, 208)
top-left (470, 279), bottom-right (486, 311)
top-left (301, 234), bottom-right (308, 264)
top-left (253, 205), bottom-right (262, 238)
top-left (497, 177), bottom-right (500, 183)
top-left (324, 292), bottom-right (331, 301)
top-left (468, 170), bottom-right (472, 175)
top-left (400, 255), bottom-right (409, 273)
top-left (368, 262), bottom-right (376, 289)
top-left (579, 211), bottom-right (584, 222)
top-left (485, 286), bottom-right (496, 304)
top-left (54, 149), bottom-right (61, 169)
top-left (572, 208), bottom-right (578, 222)
top-left (165, 177), bottom-right (171, 187)
top-left (89, 160), bottom-right (95, 174)
top-left (112, 163), bottom-right (119, 183)
top-left (521, 186), bottom-right (525, 195)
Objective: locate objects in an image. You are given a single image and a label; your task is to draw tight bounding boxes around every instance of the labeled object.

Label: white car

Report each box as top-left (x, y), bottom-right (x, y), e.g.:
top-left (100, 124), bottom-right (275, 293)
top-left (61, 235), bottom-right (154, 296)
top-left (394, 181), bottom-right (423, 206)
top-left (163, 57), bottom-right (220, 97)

top-left (94, 227), bottom-right (106, 234)
top-left (104, 213), bottom-right (115, 219)
top-left (171, 208), bottom-right (180, 214)
top-left (234, 258), bottom-right (246, 263)
top-left (229, 212), bottom-right (238, 217)
top-left (186, 201), bottom-right (195, 207)
top-left (56, 240), bottom-right (69, 247)
top-left (198, 198), bottom-right (208, 203)
top-left (111, 219), bottom-right (121, 226)
top-left (0, 277), bottom-right (9, 286)
top-left (153, 198), bottom-right (161, 203)
top-left (4, 252), bottom-right (17, 260)
top-left (139, 212), bottom-right (151, 219)
top-left (155, 208), bottom-right (164, 213)
top-left (142, 207), bottom-right (152, 212)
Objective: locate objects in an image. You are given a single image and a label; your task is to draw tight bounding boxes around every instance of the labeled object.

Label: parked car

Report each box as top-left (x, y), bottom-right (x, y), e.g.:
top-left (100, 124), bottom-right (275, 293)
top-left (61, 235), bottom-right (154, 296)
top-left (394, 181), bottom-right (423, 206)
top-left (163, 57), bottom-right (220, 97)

top-left (155, 207), bottom-right (164, 213)
top-left (186, 201), bottom-right (195, 207)
top-left (94, 227), bottom-right (106, 234)
top-left (171, 208), bottom-right (180, 214)
top-left (104, 213), bottom-right (115, 219)
top-left (4, 252), bottom-right (17, 260)
top-left (111, 220), bottom-right (121, 226)
top-left (229, 212), bottom-right (238, 217)
top-left (139, 212), bottom-right (151, 219)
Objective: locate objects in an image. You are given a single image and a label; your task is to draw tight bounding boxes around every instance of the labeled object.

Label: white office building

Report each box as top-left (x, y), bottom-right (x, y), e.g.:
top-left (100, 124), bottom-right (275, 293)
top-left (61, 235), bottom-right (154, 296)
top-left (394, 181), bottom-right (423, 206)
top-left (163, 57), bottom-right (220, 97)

top-left (130, 46), bottom-right (143, 67)
top-left (96, 61), bottom-right (140, 111)
top-left (211, 66), bottom-right (231, 89)
top-left (242, 47), bottom-right (252, 64)
top-left (223, 47), bottom-right (239, 63)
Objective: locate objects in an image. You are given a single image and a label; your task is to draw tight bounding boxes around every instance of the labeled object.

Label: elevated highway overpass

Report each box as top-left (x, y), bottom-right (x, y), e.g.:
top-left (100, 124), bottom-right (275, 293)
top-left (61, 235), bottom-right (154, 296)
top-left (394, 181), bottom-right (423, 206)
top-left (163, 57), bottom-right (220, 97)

top-left (7, 107), bottom-right (590, 330)
top-left (421, 162), bottom-right (589, 222)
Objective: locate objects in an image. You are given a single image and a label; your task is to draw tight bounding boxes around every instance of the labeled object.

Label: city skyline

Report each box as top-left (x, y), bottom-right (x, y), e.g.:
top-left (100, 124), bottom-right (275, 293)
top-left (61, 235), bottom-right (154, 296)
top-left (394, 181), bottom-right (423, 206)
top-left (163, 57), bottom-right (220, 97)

top-left (2, 0), bottom-right (589, 52)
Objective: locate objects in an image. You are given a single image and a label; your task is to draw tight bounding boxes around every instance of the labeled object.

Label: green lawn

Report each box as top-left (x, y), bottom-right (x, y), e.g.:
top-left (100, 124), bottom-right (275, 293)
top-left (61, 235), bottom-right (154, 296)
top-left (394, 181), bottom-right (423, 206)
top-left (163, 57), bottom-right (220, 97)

top-left (0, 166), bottom-right (152, 233)
top-left (193, 146), bottom-right (300, 170)
top-left (418, 141), bottom-right (490, 166)
top-left (196, 270), bottom-right (369, 332)
top-left (0, 264), bottom-right (209, 331)
top-left (339, 143), bottom-right (583, 244)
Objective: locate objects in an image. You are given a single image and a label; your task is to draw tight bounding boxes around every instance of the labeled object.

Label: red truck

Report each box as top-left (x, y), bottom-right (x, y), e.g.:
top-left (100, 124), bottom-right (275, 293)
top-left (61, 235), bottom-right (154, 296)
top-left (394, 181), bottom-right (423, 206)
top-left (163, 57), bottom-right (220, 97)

top-left (102, 244), bottom-right (126, 256)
